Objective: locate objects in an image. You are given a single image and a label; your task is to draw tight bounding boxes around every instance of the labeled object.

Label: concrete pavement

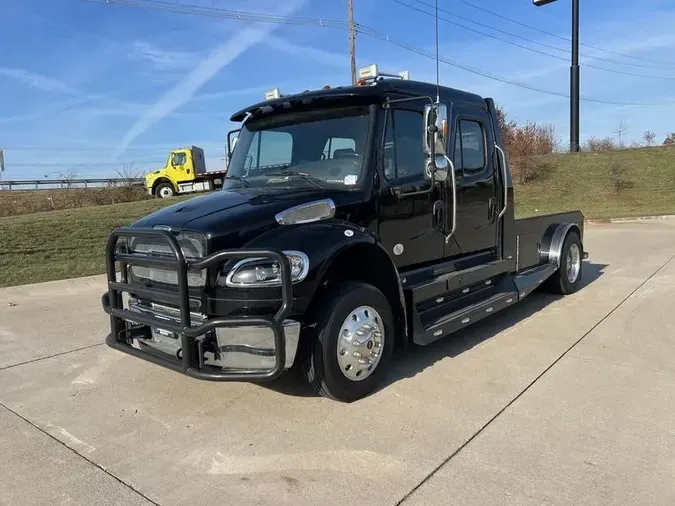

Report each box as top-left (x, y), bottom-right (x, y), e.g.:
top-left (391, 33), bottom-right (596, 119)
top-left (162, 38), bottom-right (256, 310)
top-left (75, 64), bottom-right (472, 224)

top-left (0, 219), bottom-right (674, 505)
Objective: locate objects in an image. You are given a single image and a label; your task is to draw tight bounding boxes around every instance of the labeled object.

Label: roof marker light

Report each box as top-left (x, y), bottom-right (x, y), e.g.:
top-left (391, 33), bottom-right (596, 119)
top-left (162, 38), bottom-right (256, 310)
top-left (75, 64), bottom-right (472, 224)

top-left (265, 88), bottom-right (281, 100)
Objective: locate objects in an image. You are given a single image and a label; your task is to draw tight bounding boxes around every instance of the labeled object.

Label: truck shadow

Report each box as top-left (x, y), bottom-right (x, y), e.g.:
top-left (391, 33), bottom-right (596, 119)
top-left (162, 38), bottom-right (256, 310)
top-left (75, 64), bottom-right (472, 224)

top-left (264, 261), bottom-right (608, 399)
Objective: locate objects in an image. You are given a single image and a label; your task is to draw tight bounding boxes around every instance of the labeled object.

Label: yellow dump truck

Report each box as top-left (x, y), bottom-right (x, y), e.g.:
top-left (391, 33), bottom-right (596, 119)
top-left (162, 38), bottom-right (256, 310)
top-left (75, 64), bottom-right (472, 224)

top-left (145, 146), bottom-right (229, 198)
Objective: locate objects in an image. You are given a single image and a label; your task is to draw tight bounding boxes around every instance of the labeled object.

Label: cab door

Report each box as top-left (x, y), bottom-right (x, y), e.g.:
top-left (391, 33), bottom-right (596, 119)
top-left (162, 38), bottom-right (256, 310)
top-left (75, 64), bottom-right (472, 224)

top-left (168, 150), bottom-right (189, 183)
top-left (445, 106), bottom-right (498, 257)
top-left (377, 104), bottom-right (445, 270)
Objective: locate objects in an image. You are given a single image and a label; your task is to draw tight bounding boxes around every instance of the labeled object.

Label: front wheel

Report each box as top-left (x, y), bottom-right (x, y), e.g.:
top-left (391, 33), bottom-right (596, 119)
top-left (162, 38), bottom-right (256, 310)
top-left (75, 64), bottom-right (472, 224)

top-left (298, 281), bottom-right (395, 402)
top-left (155, 183), bottom-right (175, 198)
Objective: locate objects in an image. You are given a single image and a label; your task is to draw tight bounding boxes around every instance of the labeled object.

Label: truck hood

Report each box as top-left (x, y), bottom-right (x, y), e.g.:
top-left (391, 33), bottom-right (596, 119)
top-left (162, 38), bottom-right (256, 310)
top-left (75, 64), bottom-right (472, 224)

top-left (130, 186), bottom-right (368, 250)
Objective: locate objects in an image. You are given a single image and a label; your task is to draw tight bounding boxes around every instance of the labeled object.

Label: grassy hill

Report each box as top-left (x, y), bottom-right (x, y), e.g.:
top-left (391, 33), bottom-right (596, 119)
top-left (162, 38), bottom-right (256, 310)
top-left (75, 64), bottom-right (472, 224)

top-left (1, 146), bottom-right (674, 288)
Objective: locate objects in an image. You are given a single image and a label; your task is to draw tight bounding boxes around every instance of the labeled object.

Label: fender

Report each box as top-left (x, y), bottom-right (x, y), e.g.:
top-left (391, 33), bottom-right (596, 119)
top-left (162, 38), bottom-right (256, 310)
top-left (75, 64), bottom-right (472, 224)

top-left (540, 222), bottom-right (584, 266)
top-left (244, 219), bottom-right (408, 343)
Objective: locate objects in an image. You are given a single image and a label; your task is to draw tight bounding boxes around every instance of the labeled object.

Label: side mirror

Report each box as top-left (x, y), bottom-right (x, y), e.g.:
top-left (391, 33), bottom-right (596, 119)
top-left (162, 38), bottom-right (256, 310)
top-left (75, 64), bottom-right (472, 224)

top-left (227, 128), bottom-right (240, 161)
top-left (423, 102), bottom-right (448, 157)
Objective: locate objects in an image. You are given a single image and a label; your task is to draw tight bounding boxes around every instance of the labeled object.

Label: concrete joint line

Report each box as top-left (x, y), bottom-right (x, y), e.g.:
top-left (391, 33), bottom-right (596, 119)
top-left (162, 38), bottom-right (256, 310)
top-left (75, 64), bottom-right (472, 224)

top-left (0, 402), bottom-right (161, 506)
top-left (0, 343), bottom-right (105, 372)
top-left (396, 252), bottom-right (675, 505)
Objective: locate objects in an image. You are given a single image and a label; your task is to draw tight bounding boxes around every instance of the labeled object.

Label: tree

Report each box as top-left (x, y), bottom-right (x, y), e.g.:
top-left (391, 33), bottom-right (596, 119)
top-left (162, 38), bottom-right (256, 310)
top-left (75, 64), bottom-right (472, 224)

top-left (643, 130), bottom-right (656, 147)
top-left (664, 133), bottom-right (675, 146)
top-left (614, 120), bottom-right (628, 147)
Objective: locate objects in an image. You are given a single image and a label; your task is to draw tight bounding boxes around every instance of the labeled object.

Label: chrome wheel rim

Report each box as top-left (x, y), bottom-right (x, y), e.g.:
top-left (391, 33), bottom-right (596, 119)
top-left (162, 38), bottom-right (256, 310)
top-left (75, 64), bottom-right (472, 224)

top-left (336, 305), bottom-right (385, 382)
top-left (159, 187), bottom-right (173, 198)
top-left (566, 243), bottom-right (581, 283)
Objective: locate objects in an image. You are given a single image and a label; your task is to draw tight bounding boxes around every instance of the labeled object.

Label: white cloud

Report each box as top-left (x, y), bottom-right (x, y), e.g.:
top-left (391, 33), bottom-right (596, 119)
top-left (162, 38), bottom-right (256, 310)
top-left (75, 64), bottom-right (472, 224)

top-left (113, 0), bottom-right (308, 159)
top-left (0, 67), bottom-right (72, 94)
top-left (130, 41), bottom-right (200, 71)
top-left (265, 35), bottom-right (349, 68)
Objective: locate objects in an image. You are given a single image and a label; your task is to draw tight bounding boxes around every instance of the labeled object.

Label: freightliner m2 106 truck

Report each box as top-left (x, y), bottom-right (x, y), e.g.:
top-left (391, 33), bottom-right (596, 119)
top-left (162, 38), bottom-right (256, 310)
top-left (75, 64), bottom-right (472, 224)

top-left (145, 145), bottom-right (228, 198)
top-left (102, 65), bottom-right (588, 402)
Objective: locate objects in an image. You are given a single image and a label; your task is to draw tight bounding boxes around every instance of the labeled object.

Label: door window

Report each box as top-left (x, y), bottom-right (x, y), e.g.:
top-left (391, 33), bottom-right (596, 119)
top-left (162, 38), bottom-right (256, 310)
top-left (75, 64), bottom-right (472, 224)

top-left (453, 120), bottom-right (486, 176)
top-left (382, 108), bottom-right (425, 180)
top-left (171, 152), bottom-right (187, 166)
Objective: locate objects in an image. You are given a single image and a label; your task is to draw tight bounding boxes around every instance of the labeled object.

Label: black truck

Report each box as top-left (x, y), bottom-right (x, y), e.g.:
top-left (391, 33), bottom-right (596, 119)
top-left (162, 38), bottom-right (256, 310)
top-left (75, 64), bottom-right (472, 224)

top-left (102, 66), bottom-right (587, 402)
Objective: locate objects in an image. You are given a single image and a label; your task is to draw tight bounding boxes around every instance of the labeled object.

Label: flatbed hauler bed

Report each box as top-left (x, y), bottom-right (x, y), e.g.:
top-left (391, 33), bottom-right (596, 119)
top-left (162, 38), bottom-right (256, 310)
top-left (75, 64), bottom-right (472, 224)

top-left (102, 65), bottom-right (588, 402)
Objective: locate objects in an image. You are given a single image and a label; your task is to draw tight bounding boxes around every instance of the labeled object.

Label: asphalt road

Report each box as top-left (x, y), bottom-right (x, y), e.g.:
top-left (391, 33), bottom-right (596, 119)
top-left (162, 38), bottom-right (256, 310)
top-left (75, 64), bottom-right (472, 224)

top-left (1, 218), bottom-right (674, 506)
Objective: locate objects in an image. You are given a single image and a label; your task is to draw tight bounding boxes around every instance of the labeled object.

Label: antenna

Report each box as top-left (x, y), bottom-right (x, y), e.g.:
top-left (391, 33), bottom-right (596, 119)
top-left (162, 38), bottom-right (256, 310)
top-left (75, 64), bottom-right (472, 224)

top-left (434, 0), bottom-right (440, 102)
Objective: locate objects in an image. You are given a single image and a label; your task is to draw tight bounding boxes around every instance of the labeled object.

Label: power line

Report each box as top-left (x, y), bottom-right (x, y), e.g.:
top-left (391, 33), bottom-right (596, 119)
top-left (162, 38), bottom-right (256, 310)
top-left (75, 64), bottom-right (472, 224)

top-left (80, 0), bottom-right (348, 29)
top-left (447, 0), bottom-right (675, 67)
top-left (357, 24), bottom-right (675, 107)
top-left (393, 0), bottom-right (675, 81)
top-left (79, 0), bottom-right (675, 107)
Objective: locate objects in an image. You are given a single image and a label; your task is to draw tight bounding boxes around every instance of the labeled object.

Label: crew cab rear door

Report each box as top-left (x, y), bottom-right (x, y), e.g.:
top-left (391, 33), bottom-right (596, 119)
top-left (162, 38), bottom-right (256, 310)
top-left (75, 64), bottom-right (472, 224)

top-left (445, 105), bottom-right (498, 257)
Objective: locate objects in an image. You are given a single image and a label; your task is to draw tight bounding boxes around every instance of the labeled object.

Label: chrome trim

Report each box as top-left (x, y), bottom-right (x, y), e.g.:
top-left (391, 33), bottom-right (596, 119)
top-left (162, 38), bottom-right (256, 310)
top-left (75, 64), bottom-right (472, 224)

top-left (495, 145), bottom-right (508, 220)
top-left (223, 250), bottom-right (309, 288)
top-left (443, 155), bottom-right (457, 244)
top-left (274, 198), bottom-right (336, 225)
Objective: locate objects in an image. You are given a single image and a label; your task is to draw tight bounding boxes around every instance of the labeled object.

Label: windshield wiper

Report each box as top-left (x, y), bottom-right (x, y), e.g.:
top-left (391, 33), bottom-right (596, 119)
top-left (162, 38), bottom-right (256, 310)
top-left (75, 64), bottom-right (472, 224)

top-left (223, 175), bottom-right (250, 187)
top-left (265, 170), bottom-right (324, 189)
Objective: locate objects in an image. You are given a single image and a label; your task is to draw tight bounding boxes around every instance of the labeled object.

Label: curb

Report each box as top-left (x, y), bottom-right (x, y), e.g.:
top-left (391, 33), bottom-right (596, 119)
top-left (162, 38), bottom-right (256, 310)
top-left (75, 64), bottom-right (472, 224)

top-left (586, 214), bottom-right (675, 225)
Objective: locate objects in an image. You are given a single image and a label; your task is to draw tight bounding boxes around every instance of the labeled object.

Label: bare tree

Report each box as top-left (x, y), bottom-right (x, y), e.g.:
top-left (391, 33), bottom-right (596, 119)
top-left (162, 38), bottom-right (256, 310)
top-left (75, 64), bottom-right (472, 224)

top-left (56, 166), bottom-right (81, 188)
top-left (614, 120), bottom-right (628, 148)
top-left (114, 163), bottom-right (145, 187)
top-left (664, 133), bottom-right (675, 146)
top-left (643, 130), bottom-right (656, 147)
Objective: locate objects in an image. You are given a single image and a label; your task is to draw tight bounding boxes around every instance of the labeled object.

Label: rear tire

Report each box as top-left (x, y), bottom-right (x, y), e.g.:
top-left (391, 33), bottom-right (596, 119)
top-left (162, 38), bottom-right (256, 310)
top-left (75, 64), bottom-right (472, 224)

top-left (155, 183), bottom-right (175, 198)
top-left (298, 281), bottom-right (395, 402)
top-left (543, 230), bottom-right (583, 295)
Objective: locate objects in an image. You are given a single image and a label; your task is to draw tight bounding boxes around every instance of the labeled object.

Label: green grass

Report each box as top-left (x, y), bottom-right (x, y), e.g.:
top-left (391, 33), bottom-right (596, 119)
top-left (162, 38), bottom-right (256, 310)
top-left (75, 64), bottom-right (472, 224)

top-left (2, 145), bottom-right (675, 288)
top-left (0, 197), bottom-right (191, 288)
top-left (513, 146), bottom-right (675, 219)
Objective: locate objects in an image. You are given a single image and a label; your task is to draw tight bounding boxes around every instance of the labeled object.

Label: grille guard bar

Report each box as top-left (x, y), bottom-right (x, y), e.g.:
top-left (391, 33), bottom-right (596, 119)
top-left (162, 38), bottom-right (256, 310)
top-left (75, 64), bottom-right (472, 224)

top-left (101, 227), bottom-right (293, 382)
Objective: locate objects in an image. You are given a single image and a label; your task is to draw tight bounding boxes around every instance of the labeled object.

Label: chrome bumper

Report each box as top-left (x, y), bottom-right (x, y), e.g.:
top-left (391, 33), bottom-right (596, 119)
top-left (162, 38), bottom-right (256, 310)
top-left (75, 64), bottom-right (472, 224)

top-left (131, 299), bottom-right (301, 370)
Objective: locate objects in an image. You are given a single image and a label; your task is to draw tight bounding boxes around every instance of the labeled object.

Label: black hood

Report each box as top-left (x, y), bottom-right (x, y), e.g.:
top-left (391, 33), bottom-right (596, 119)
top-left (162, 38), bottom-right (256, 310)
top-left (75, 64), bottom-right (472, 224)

top-left (131, 186), bottom-right (370, 250)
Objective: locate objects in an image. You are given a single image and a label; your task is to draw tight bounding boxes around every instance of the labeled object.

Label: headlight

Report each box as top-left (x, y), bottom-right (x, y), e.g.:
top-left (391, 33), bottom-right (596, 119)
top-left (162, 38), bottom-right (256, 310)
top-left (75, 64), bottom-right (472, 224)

top-left (222, 251), bottom-right (309, 288)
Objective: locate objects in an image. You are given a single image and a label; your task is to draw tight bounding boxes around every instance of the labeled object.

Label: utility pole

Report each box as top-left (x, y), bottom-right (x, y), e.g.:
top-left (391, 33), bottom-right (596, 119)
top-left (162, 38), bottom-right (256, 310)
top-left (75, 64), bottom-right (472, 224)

top-left (348, 0), bottom-right (356, 84)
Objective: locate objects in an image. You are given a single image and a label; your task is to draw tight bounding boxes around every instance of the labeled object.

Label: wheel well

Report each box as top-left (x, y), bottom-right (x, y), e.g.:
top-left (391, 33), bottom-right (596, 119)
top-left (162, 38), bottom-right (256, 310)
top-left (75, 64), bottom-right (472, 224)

top-left (152, 178), bottom-right (175, 193)
top-left (311, 242), bottom-right (407, 349)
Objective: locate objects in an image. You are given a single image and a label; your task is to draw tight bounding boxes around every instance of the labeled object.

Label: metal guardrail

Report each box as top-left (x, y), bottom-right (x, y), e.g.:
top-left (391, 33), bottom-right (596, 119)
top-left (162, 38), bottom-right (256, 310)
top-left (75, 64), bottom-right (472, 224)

top-left (0, 178), bottom-right (145, 190)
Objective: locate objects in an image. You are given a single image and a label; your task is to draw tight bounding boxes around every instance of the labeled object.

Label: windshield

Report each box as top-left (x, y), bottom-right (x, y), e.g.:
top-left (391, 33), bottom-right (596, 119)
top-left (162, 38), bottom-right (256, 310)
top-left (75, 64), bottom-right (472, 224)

top-left (226, 105), bottom-right (371, 189)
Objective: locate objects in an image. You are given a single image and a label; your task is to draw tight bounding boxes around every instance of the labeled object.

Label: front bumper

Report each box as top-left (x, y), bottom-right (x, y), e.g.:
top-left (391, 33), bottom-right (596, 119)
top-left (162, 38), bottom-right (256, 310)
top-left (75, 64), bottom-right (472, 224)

top-left (102, 227), bottom-right (296, 382)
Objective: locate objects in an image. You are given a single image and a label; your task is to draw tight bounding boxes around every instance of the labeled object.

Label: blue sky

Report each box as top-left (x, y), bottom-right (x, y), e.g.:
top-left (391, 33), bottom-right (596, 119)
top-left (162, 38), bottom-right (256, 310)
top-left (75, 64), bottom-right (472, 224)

top-left (2, 0), bottom-right (675, 179)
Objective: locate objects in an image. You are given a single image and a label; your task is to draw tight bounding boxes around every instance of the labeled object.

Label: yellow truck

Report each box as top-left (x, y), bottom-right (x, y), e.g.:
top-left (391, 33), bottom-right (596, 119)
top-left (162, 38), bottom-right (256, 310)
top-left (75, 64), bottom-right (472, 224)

top-left (145, 145), bottom-right (230, 198)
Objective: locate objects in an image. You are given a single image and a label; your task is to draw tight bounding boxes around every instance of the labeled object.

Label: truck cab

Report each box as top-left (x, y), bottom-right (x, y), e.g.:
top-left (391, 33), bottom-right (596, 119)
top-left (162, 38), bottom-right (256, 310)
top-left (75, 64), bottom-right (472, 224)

top-left (103, 65), bottom-right (587, 402)
top-left (145, 145), bottom-right (227, 198)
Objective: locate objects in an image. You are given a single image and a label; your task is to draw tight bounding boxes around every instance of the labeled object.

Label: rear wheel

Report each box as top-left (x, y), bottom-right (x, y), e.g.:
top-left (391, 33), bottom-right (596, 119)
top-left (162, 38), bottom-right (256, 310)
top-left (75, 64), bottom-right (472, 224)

top-left (543, 230), bottom-right (583, 295)
top-left (155, 183), bottom-right (175, 198)
top-left (298, 281), bottom-right (395, 402)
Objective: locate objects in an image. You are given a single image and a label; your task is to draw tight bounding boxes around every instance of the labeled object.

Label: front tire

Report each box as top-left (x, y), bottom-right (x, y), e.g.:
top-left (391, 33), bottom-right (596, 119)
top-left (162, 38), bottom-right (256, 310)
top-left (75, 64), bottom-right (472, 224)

top-left (543, 230), bottom-right (583, 295)
top-left (155, 182), bottom-right (175, 198)
top-left (298, 281), bottom-right (395, 402)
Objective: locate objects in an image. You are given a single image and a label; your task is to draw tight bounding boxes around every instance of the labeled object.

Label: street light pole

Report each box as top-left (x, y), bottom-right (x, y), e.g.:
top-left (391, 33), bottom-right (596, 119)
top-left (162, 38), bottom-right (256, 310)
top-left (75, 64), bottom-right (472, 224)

top-left (534, 0), bottom-right (580, 152)
top-left (570, 0), bottom-right (580, 152)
